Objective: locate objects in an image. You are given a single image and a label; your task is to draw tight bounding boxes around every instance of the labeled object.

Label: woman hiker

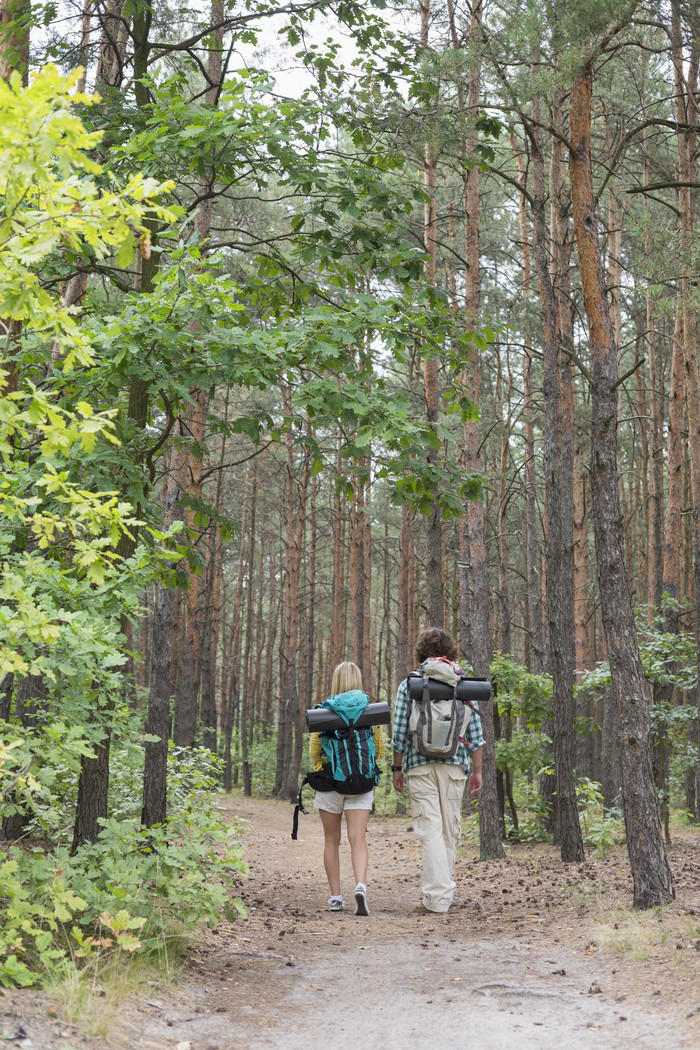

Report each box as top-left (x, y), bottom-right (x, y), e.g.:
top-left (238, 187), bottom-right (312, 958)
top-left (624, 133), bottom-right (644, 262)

top-left (309, 661), bottom-right (385, 915)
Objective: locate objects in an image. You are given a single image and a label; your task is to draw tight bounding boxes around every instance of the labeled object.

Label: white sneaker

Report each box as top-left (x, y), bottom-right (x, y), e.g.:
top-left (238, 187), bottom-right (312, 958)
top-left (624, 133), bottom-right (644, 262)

top-left (328, 897), bottom-right (345, 912)
top-left (354, 884), bottom-right (370, 917)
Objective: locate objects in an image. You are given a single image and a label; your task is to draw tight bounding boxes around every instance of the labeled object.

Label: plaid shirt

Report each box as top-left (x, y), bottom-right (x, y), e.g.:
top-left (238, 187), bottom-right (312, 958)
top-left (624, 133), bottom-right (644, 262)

top-left (390, 678), bottom-right (485, 773)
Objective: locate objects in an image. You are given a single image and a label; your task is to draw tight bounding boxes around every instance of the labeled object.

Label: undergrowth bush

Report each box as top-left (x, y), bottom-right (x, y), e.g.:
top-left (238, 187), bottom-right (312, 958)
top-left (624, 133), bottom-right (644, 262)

top-left (0, 728), bottom-right (246, 989)
top-left (576, 778), bottom-right (626, 855)
top-left (15, 701), bottom-right (224, 847)
top-left (0, 800), bottom-right (247, 988)
top-left (247, 732), bottom-right (279, 796)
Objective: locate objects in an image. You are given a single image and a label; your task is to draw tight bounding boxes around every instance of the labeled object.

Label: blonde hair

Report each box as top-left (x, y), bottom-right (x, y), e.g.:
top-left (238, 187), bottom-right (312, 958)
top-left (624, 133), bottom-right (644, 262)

top-left (331, 661), bottom-right (363, 695)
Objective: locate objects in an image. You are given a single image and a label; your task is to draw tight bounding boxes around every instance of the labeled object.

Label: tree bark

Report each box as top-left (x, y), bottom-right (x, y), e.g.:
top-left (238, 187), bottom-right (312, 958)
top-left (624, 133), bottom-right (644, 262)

top-left (224, 498), bottom-right (248, 792)
top-left (330, 430), bottom-right (346, 668)
top-left (0, 0), bottom-right (29, 84)
top-left (142, 452), bottom-right (179, 828)
top-left (670, 0), bottom-right (700, 812)
top-left (450, 0), bottom-right (503, 860)
top-left (511, 137), bottom-right (545, 674)
top-left (241, 467), bottom-right (257, 796)
top-left (663, 308), bottom-right (684, 627)
top-left (530, 95), bottom-right (584, 862)
top-left (397, 503), bottom-right (412, 682)
top-left (2, 675), bottom-right (45, 841)
top-left (568, 62), bottom-right (674, 906)
top-left (421, 0), bottom-right (445, 627)
top-left (199, 527), bottom-right (221, 753)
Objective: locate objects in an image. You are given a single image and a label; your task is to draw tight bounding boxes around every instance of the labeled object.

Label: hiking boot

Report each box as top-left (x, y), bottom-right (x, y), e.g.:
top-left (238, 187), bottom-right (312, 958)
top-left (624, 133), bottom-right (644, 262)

top-left (354, 884), bottom-right (370, 917)
top-left (328, 897), bottom-right (345, 912)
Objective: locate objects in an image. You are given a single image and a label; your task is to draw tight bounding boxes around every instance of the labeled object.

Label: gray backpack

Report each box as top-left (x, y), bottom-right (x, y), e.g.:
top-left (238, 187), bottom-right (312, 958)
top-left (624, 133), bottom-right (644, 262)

top-left (407, 662), bottom-right (472, 760)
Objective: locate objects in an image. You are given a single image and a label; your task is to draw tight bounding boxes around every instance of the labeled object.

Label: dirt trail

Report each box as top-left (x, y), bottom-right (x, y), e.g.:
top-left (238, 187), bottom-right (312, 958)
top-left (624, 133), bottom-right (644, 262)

top-left (119, 795), bottom-right (700, 1050)
top-left (5, 795), bottom-right (699, 1049)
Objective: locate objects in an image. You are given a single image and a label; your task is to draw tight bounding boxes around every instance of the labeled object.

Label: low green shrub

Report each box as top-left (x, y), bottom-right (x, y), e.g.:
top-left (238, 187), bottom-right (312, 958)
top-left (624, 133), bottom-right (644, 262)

top-left (577, 777), bottom-right (626, 855)
top-left (0, 728), bottom-right (246, 989)
top-left (0, 802), bottom-right (247, 988)
top-left (247, 733), bottom-right (278, 796)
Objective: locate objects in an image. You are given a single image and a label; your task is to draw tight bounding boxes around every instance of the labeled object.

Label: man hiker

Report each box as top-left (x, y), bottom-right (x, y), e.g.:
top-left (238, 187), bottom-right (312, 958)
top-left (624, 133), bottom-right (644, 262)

top-left (390, 627), bottom-right (484, 914)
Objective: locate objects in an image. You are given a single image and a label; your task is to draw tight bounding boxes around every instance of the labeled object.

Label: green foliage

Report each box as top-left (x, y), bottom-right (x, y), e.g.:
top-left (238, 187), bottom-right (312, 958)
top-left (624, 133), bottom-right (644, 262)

top-left (576, 778), bottom-right (626, 856)
top-left (0, 726), bottom-right (246, 988)
top-left (68, 806), bottom-right (247, 947)
top-left (495, 730), bottom-right (552, 776)
top-left (0, 66), bottom-right (177, 691)
top-left (579, 610), bottom-right (699, 811)
top-left (490, 652), bottom-right (552, 727)
top-left (510, 788), bottom-right (552, 844)
top-left (0, 804), bottom-right (247, 987)
top-left (12, 719), bottom-right (225, 848)
top-left (0, 64), bottom-right (173, 367)
top-left (0, 849), bottom-right (88, 988)
top-left (246, 734), bottom-right (278, 797)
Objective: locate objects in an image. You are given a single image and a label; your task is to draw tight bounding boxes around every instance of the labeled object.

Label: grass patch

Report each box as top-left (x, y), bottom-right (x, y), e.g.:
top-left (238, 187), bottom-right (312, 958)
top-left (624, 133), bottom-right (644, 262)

top-left (591, 906), bottom-right (659, 960)
top-left (590, 899), bottom-right (700, 964)
top-left (49, 941), bottom-right (186, 1038)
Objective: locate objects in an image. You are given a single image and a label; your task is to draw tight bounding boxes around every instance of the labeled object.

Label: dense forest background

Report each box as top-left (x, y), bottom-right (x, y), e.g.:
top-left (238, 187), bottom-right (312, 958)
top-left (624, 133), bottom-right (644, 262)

top-left (2, 0), bottom-right (700, 986)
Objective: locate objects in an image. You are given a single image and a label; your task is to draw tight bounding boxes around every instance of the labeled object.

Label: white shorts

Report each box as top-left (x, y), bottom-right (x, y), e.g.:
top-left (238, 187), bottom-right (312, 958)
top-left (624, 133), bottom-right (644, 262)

top-left (314, 788), bottom-right (374, 813)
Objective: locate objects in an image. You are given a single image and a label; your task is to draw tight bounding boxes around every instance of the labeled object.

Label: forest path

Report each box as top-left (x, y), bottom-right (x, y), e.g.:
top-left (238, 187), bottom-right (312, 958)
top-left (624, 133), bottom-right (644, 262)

top-left (7, 794), bottom-right (699, 1049)
top-left (114, 793), bottom-right (698, 1050)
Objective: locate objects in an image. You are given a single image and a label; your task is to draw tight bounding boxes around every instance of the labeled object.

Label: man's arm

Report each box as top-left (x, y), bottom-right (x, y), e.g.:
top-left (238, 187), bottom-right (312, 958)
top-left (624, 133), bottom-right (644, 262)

top-left (468, 746), bottom-right (483, 795)
top-left (392, 748), bottom-right (405, 794)
top-left (389, 680), bottom-right (409, 794)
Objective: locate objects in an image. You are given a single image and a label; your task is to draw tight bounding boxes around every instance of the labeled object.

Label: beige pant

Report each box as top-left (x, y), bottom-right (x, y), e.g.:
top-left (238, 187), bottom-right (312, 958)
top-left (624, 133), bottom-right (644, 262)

top-left (407, 763), bottom-right (467, 912)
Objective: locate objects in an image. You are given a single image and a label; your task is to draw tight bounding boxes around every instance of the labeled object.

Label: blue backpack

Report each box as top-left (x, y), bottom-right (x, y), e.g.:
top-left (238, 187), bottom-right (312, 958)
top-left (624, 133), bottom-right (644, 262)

top-left (291, 690), bottom-right (381, 839)
top-left (318, 690), bottom-right (381, 794)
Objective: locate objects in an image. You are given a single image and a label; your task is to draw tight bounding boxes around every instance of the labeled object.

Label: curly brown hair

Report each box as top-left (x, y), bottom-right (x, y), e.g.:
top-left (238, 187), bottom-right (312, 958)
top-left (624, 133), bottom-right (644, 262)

top-left (414, 627), bottom-right (459, 665)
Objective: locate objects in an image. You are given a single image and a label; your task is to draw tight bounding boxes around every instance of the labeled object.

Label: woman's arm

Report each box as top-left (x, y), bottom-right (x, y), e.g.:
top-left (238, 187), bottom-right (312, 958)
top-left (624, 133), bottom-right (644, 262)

top-left (309, 731), bottom-right (323, 769)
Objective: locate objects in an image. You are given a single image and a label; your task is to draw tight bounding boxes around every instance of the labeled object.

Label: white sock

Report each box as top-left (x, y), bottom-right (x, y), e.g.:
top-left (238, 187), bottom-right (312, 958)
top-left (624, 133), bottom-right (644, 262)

top-left (355, 883), bottom-right (366, 893)
top-left (330, 894), bottom-right (343, 902)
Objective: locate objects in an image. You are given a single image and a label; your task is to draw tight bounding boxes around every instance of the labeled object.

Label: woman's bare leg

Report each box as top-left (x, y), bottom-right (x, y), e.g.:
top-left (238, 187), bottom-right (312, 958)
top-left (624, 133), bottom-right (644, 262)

top-left (345, 808), bottom-right (370, 886)
top-left (319, 809), bottom-right (343, 895)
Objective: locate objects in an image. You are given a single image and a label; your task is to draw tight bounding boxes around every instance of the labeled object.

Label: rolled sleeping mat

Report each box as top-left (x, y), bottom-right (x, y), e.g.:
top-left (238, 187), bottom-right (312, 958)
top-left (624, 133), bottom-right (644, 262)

top-left (407, 676), bottom-right (492, 703)
top-left (306, 701), bottom-right (391, 733)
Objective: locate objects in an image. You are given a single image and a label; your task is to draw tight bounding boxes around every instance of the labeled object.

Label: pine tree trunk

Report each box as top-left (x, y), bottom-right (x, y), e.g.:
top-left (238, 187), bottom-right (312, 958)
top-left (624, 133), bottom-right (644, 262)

top-left (71, 717), bottom-right (111, 851)
top-left (569, 63), bottom-right (674, 906)
top-left (362, 470), bottom-right (373, 695)
top-left (142, 583), bottom-right (174, 828)
top-left (511, 138), bottom-right (545, 673)
top-left (421, 0), bottom-right (444, 627)
top-left (396, 504), bottom-right (411, 682)
top-left (671, 0), bottom-right (700, 813)
top-left (2, 676), bottom-right (45, 841)
top-left (496, 358), bottom-right (512, 654)
top-left (349, 468), bottom-right (365, 668)
top-left (95, 0), bottom-right (128, 88)
top-left (330, 431), bottom-right (346, 668)
top-left (278, 385), bottom-right (308, 801)
top-left (142, 452), bottom-right (179, 828)
top-left (305, 475), bottom-right (318, 707)
top-left (531, 100), bottom-right (584, 862)
top-left (241, 467), bottom-right (257, 796)
top-left (449, 0), bottom-right (502, 859)
top-left (663, 314), bottom-right (684, 622)
top-left (224, 495), bottom-right (247, 792)
top-left (199, 528), bottom-right (221, 753)
top-left (172, 391), bottom-right (209, 747)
